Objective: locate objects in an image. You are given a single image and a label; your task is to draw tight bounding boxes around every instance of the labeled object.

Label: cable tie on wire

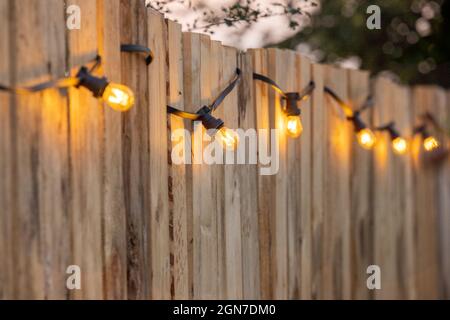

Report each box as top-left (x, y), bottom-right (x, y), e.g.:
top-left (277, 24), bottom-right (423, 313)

top-left (121, 44), bottom-right (154, 65)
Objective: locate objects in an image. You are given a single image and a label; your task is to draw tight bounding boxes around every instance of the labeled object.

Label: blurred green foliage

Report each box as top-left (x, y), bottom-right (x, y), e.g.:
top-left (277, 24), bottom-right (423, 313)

top-left (278, 0), bottom-right (450, 87)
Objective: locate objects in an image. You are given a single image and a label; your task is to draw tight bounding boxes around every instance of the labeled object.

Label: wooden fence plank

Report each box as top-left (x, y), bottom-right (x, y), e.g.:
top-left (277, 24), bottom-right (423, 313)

top-left (348, 70), bottom-right (372, 300)
top-left (97, 0), bottom-right (127, 300)
top-left (251, 48), bottom-right (274, 299)
top-left (210, 40), bottom-right (226, 300)
top-left (0, 0), bottom-right (12, 300)
top-left (285, 50), bottom-right (299, 299)
top-left (310, 63), bottom-right (325, 300)
top-left (297, 54), bottom-right (313, 300)
top-left (373, 77), bottom-right (401, 299)
top-left (238, 51), bottom-right (260, 299)
top-left (167, 20), bottom-right (190, 300)
top-left (119, 0), bottom-right (151, 300)
top-left (439, 91), bottom-right (450, 299)
top-left (269, 48), bottom-right (289, 299)
top-left (147, 9), bottom-right (171, 299)
top-left (411, 86), bottom-right (444, 299)
top-left (391, 83), bottom-right (415, 299)
top-left (182, 31), bottom-right (200, 299)
top-left (9, 0), bottom-right (70, 299)
top-left (68, 0), bottom-right (104, 300)
top-left (323, 66), bottom-right (352, 300)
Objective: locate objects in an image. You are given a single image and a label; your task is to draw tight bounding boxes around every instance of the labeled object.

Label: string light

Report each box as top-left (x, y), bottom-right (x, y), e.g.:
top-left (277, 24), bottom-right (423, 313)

top-left (376, 122), bottom-right (409, 155)
top-left (324, 87), bottom-right (376, 150)
top-left (414, 124), bottom-right (440, 152)
top-left (253, 73), bottom-right (315, 139)
top-left (0, 45), bottom-right (152, 112)
top-left (167, 69), bottom-right (242, 151)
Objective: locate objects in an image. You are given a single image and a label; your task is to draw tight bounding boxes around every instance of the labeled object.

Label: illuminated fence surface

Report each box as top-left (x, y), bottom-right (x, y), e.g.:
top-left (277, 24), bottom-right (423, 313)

top-left (0, 1), bottom-right (449, 300)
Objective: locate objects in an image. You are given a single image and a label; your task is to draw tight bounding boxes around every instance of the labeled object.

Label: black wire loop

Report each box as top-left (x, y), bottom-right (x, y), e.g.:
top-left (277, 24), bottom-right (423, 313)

top-left (167, 68), bottom-right (242, 120)
top-left (121, 44), bottom-right (154, 65)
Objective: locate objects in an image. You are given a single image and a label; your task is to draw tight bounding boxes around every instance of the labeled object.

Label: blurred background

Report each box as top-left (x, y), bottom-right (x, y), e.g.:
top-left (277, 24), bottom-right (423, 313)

top-left (148, 0), bottom-right (450, 87)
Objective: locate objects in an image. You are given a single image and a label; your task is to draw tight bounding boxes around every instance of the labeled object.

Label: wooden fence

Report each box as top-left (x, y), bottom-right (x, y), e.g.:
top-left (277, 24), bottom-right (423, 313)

top-left (0, 0), bottom-right (449, 300)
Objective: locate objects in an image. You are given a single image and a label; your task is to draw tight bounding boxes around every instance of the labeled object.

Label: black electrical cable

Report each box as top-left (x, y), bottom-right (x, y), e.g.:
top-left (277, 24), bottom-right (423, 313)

top-left (253, 72), bottom-right (286, 97)
top-left (0, 55), bottom-right (102, 95)
top-left (120, 44), bottom-right (154, 65)
top-left (167, 68), bottom-right (242, 120)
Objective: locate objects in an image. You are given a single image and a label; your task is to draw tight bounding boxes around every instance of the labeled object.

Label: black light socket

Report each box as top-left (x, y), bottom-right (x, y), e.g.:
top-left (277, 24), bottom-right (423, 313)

top-left (196, 106), bottom-right (224, 135)
top-left (376, 122), bottom-right (400, 140)
top-left (348, 112), bottom-right (368, 132)
top-left (76, 67), bottom-right (109, 98)
top-left (283, 92), bottom-right (301, 116)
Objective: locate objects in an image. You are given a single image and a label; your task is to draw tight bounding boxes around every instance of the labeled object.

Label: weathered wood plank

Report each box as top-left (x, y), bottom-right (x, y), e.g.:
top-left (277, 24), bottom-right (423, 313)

top-left (182, 31), bottom-right (201, 299)
top-left (238, 51), bottom-right (260, 299)
top-left (297, 54), bottom-right (313, 300)
top-left (348, 70), bottom-right (372, 300)
top-left (97, 0), bottom-right (127, 300)
top-left (9, 0), bottom-right (70, 299)
top-left (310, 63), bottom-right (325, 300)
top-left (411, 86), bottom-right (444, 299)
top-left (251, 48), bottom-right (273, 300)
top-left (269, 48), bottom-right (288, 299)
top-left (0, 0), bottom-right (12, 300)
top-left (373, 77), bottom-right (399, 299)
top-left (167, 20), bottom-right (190, 300)
top-left (68, 0), bottom-right (104, 300)
top-left (119, 0), bottom-right (151, 300)
top-left (323, 66), bottom-right (352, 300)
top-left (285, 50), bottom-right (299, 299)
top-left (147, 9), bottom-right (171, 299)
top-left (391, 83), bottom-right (415, 299)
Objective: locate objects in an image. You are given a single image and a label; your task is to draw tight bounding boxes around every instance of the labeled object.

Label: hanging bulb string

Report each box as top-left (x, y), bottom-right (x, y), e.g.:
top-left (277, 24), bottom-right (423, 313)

top-left (0, 55), bottom-right (102, 95)
top-left (167, 68), bottom-right (242, 120)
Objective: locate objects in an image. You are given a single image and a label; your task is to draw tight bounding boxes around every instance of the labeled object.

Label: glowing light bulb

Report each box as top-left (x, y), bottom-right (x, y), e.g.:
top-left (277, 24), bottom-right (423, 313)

top-left (356, 128), bottom-right (376, 150)
top-left (216, 127), bottom-right (239, 150)
top-left (102, 82), bottom-right (135, 112)
top-left (392, 137), bottom-right (408, 155)
top-left (423, 136), bottom-right (439, 151)
top-left (286, 115), bottom-right (303, 138)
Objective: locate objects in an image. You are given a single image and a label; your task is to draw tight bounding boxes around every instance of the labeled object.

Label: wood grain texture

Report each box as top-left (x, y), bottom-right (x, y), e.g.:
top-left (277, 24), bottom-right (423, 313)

top-left (251, 48), bottom-right (274, 300)
top-left (323, 66), bottom-right (352, 300)
top-left (68, 0), bottom-right (104, 300)
top-left (1, 6), bottom-right (448, 300)
top-left (147, 9), bottom-right (171, 299)
top-left (97, 0), bottom-right (127, 300)
top-left (411, 86), bottom-right (444, 299)
top-left (391, 83), bottom-right (415, 299)
top-left (238, 51), bottom-right (260, 299)
top-left (373, 77), bottom-right (398, 299)
top-left (167, 20), bottom-right (190, 300)
top-left (269, 49), bottom-right (288, 299)
top-left (0, 0), bottom-right (12, 300)
top-left (297, 54), bottom-right (313, 300)
top-left (348, 70), bottom-right (373, 300)
top-left (310, 63), bottom-right (325, 300)
top-left (120, 0), bottom-right (151, 300)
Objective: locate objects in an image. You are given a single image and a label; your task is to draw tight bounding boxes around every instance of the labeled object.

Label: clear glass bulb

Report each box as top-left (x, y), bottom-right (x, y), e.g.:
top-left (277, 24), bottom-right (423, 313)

top-left (392, 137), bottom-right (408, 155)
top-left (286, 115), bottom-right (303, 138)
top-left (423, 136), bottom-right (439, 151)
top-left (216, 127), bottom-right (239, 150)
top-left (356, 128), bottom-right (376, 150)
top-left (102, 82), bottom-right (135, 112)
